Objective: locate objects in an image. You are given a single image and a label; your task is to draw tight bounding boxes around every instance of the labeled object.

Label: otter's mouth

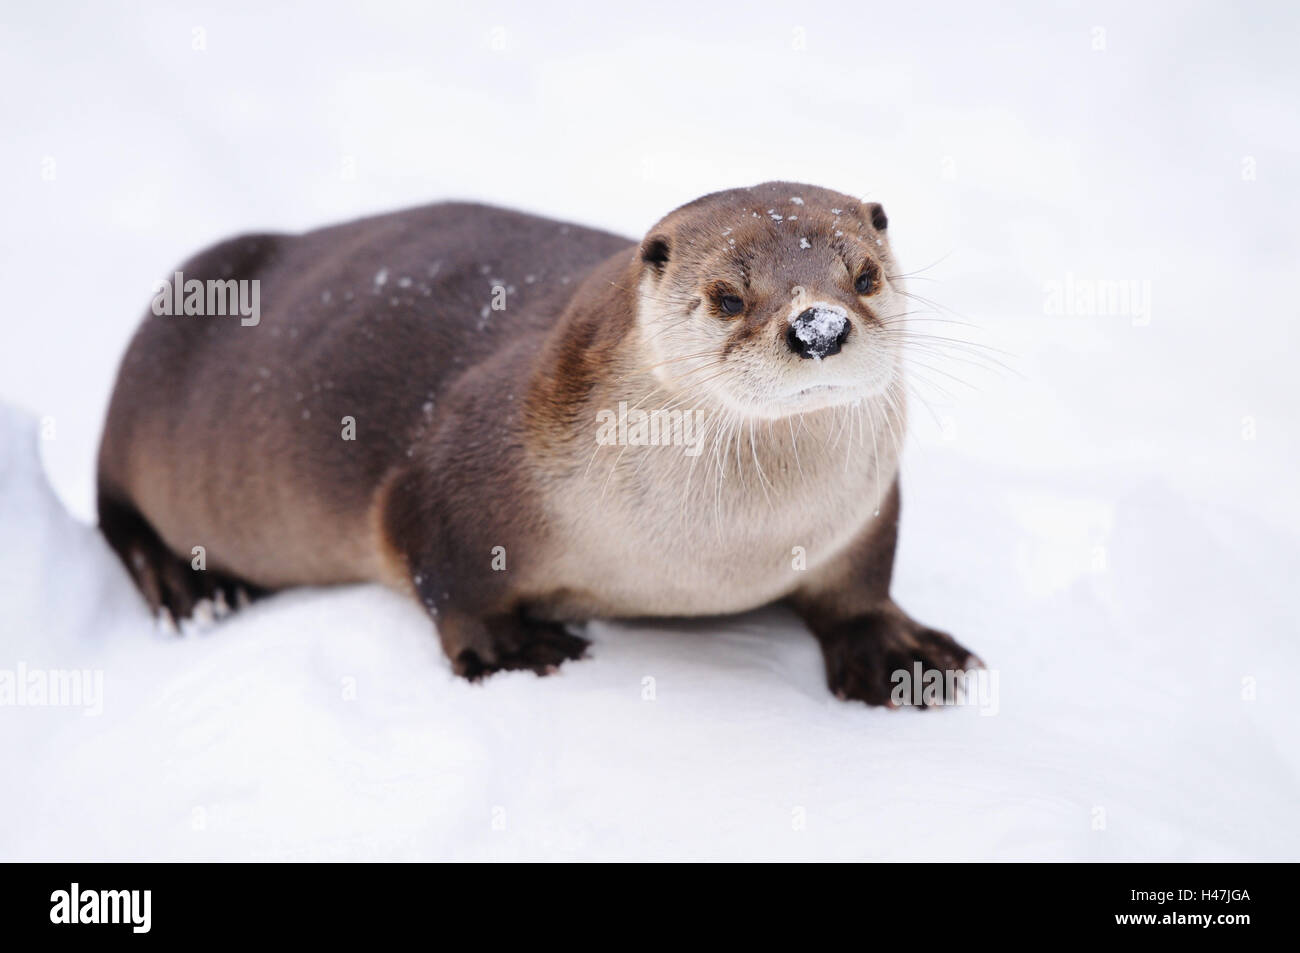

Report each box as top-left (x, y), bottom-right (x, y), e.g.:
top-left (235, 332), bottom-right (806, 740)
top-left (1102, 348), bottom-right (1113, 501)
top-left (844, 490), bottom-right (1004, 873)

top-left (767, 382), bottom-right (866, 412)
top-left (780, 382), bottom-right (861, 402)
top-left (789, 384), bottom-right (848, 398)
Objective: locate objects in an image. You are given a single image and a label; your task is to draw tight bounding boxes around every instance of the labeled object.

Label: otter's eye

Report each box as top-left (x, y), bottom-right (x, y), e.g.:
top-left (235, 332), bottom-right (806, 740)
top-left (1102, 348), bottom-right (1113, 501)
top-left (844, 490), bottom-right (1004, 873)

top-left (719, 294), bottom-right (745, 316)
top-left (854, 271), bottom-right (875, 295)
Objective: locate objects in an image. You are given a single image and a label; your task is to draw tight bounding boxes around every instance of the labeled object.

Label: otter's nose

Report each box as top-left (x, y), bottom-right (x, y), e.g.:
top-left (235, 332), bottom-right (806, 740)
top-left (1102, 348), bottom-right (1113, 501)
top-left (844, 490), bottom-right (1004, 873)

top-left (787, 307), bottom-right (850, 360)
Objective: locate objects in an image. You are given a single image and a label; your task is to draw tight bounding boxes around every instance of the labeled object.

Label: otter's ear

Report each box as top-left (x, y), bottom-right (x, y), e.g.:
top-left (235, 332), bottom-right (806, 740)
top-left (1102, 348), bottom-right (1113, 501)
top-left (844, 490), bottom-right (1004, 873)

top-left (864, 202), bottom-right (888, 232)
top-left (641, 234), bottom-right (670, 274)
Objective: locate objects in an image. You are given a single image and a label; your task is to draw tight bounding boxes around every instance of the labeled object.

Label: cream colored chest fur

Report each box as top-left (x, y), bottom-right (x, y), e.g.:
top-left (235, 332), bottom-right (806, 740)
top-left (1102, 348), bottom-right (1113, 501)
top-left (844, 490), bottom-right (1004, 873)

top-left (536, 405), bottom-right (900, 617)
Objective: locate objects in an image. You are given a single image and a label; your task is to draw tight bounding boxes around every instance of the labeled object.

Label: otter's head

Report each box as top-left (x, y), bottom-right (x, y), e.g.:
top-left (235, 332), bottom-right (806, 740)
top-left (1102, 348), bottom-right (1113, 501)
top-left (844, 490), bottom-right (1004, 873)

top-left (636, 182), bottom-right (905, 419)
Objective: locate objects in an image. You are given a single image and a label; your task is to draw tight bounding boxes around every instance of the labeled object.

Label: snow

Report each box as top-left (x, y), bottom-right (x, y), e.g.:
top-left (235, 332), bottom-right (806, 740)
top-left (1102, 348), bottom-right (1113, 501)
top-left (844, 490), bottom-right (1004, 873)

top-left (792, 307), bottom-right (848, 356)
top-left (2, 0), bottom-right (1299, 861)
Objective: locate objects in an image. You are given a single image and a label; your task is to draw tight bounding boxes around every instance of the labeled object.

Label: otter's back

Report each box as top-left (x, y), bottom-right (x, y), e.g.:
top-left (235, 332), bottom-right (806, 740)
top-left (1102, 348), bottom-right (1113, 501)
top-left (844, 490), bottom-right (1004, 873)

top-left (97, 202), bottom-right (633, 587)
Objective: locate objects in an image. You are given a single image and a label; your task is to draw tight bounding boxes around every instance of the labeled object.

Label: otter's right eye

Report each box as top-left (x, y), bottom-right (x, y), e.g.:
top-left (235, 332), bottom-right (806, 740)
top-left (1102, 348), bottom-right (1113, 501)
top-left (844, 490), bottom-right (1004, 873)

top-left (719, 294), bottom-right (745, 316)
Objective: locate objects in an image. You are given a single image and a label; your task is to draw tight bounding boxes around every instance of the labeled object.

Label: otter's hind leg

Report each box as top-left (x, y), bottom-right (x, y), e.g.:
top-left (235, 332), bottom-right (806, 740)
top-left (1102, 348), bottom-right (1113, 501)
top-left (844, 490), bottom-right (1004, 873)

top-left (98, 491), bottom-right (269, 627)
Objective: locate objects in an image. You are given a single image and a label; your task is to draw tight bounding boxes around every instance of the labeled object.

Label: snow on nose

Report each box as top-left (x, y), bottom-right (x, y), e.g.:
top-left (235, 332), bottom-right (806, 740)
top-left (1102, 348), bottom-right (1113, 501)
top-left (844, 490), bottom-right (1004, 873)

top-left (788, 307), bottom-right (849, 360)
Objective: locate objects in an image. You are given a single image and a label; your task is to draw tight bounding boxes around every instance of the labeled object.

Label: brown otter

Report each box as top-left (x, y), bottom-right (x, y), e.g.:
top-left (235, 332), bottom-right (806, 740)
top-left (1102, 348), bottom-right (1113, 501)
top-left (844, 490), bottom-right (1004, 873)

top-left (97, 182), bottom-right (979, 704)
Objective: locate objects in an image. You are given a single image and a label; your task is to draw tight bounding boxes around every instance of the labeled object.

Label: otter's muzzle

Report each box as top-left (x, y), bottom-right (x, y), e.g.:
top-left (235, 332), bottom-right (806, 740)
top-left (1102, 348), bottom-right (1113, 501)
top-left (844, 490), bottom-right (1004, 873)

top-left (787, 307), bottom-right (850, 360)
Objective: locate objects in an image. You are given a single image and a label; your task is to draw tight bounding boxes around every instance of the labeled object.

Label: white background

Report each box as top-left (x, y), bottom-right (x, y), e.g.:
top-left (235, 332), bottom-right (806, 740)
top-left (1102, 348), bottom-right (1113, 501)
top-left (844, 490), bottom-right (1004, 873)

top-left (1, 1), bottom-right (1297, 859)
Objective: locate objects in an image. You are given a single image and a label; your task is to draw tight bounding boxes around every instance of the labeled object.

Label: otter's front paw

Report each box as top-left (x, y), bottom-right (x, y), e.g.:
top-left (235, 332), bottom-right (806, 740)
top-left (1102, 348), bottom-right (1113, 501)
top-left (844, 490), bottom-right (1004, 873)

top-left (816, 610), bottom-right (981, 707)
top-left (450, 618), bottom-right (590, 680)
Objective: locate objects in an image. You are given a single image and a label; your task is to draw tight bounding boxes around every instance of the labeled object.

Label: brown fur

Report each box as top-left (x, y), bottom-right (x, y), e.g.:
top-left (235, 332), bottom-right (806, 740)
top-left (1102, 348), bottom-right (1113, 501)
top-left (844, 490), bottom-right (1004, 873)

top-left (97, 183), bottom-right (978, 702)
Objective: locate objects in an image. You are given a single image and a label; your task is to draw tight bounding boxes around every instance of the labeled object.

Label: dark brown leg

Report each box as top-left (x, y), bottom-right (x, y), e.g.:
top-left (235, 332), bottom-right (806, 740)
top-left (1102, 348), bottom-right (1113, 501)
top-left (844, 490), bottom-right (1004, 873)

top-left (787, 480), bottom-right (980, 706)
top-left (98, 489), bottom-right (268, 625)
top-left (382, 470), bottom-right (589, 681)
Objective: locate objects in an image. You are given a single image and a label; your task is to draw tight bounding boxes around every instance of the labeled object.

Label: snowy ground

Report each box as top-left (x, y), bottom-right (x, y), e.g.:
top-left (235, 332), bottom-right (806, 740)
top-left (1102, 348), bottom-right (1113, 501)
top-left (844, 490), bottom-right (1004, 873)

top-left (2, 1), bottom-right (1298, 860)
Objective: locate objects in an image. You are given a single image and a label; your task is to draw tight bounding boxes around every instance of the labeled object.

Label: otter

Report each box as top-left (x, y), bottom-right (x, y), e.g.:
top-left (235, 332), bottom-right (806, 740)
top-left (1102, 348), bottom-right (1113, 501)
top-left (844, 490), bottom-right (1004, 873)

top-left (97, 182), bottom-right (979, 705)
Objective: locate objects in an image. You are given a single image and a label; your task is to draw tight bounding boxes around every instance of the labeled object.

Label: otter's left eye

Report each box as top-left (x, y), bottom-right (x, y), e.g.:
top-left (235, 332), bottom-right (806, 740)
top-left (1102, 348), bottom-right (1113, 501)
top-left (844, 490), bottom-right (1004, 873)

top-left (719, 294), bottom-right (745, 315)
top-left (854, 271), bottom-right (875, 295)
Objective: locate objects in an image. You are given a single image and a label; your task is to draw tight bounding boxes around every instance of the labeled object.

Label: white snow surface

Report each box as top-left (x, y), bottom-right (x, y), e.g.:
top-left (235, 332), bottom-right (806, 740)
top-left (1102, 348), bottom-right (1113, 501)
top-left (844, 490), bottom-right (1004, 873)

top-left (2, 1), bottom-right (1298, 861)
